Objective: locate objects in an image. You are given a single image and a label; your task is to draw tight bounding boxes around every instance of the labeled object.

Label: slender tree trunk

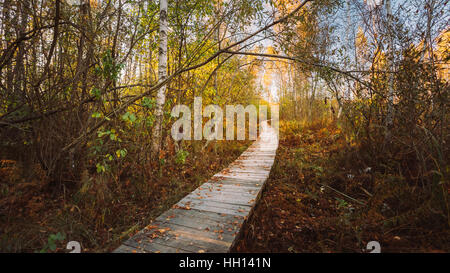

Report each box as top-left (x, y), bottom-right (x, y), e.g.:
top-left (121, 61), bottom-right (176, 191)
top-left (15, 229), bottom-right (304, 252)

top-left (152, 0), bottom-right (168, 155)
top-left (385, 0), bottom-right (394, 138)
top-left (345, 0), bottom-right (351, 100)
top-left (309, 73), bottom-right (317, 122)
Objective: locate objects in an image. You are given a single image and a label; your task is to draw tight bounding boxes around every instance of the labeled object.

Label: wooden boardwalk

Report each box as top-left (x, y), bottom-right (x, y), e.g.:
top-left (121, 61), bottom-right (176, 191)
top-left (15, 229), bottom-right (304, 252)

top-left (113, 121), bottom-right (278, 253)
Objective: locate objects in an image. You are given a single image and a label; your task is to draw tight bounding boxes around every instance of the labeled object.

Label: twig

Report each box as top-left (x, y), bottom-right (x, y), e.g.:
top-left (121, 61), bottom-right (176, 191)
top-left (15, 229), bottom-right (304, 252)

top-left (360, 186), bottom-right (373, 197)
top-left (320, 183), bottom-right (366, 206)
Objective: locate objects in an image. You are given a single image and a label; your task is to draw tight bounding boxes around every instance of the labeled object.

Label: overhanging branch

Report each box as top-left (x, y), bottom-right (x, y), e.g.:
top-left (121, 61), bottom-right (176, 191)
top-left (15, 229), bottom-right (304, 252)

top-left (222, 50), bottom-right (374, 89)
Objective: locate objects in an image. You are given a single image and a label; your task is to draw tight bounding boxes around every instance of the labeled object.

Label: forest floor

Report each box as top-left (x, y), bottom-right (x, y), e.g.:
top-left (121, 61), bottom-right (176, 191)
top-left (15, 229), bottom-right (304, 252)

top-left (234, 120), bottom-right (449, 253)
top-left (1, 120), bottom-right (448, 253)
top-left (0, 141), bottom-right (250, 253)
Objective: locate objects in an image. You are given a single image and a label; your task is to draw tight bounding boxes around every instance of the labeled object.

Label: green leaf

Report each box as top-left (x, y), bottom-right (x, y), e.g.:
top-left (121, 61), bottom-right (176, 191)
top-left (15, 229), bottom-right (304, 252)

top-left (92, 112), bottom-right (101, 118)
top-left (49, 243), bottom-right (56, 251)
top-left (121, 112), bottom-right (130, 122)
top-left (55, 232), bottom-right (65, 241)
top-left (90, 88), bottom-right (101, 99)
top-left (122, 112), bottom-right (137, 123)
top-left (129, 113), bottom-right (136, 122)
top-left (116, 149), bottom-right (127, 158)
top-left (96, 163), bottom-right (105, 173)
top-left (142, 97), bottom-right (155, 109)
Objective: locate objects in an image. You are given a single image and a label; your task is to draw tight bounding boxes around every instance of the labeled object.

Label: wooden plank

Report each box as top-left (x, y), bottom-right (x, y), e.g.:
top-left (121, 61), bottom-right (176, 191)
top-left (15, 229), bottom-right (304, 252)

top-left (178, 197), bottom-right (252, 214)
top-left (123, 220), bottom-right (235, 253)
top-left (113, 244), bottom-right (146, 253)
top-left (158, 207), bottom-right (242, 223)
top-left (199, 182), bottom-right (260, 194)
top-left (119, 237), bottom-right (189, 253)
top-left (209, 176), bottom-right (266, 187)
top-left (190, 186), bottom-right (257, 196)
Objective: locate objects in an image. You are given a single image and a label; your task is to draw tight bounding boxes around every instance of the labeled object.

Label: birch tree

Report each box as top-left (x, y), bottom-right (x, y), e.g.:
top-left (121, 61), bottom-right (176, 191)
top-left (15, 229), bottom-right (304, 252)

top-left (152, 0), bottom-right (169, 155)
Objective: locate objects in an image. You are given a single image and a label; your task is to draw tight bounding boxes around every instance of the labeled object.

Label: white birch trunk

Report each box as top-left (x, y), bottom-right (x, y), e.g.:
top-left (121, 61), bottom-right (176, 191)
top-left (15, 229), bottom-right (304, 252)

top-left (345, 0), bottom-right (351, 100)
top-left (152, 0), bottom-right (168, 154)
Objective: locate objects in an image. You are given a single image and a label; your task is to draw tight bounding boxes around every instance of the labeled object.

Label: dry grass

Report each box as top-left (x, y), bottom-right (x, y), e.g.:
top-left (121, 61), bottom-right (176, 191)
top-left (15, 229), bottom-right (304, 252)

top-left (234, 120), bottom-right (449, 253)
top-left (0, 140), bottom-right (250, 252)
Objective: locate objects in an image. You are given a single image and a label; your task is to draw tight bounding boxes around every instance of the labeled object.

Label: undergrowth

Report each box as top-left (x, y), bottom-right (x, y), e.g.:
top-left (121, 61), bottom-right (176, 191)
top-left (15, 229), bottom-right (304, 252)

top-left (235, 120), bottom-right (449, 253)
top-left (0, 140), bottom-right (250, 252)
